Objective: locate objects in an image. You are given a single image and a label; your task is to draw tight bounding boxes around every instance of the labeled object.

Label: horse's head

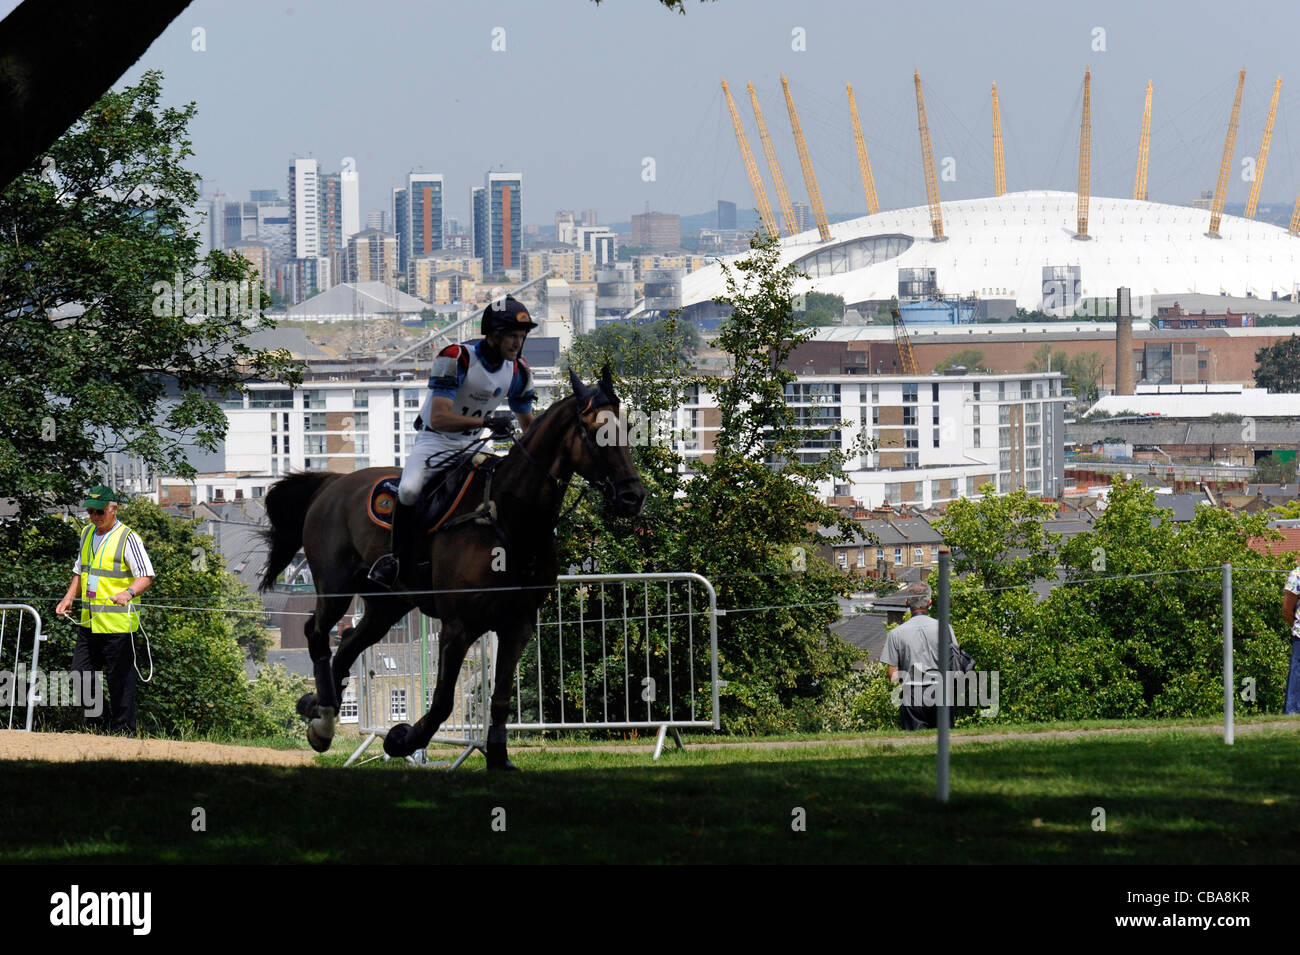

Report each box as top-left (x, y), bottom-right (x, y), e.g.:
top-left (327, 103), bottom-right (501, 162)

top-left (566, 365), bottom-right (647, 518)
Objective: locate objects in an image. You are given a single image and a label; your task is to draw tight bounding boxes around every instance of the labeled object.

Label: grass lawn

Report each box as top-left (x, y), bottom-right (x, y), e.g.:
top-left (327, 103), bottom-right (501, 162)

top-left (2, 724), bottom-right (1298, 864)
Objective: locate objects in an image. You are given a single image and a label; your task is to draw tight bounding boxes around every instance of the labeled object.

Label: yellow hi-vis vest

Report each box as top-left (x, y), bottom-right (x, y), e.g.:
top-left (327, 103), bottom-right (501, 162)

top-left (78, 521), bottom-right (140, 634)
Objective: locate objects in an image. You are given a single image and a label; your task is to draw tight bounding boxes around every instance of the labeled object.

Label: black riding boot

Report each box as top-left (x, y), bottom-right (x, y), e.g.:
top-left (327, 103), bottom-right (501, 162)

top-left (368, 502), bottom-right (414, 588)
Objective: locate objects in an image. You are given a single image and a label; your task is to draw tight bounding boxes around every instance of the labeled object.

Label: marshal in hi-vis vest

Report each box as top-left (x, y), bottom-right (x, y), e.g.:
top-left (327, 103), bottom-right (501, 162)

top-left (78, 522), bottom-right (140, 633)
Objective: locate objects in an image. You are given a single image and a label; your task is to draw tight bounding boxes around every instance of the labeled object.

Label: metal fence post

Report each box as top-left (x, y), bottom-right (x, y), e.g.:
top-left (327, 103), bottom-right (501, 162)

top-left (1223, 562), bottom-right (1234, 746)
top-left (937, 548), bottom-right (951, 803)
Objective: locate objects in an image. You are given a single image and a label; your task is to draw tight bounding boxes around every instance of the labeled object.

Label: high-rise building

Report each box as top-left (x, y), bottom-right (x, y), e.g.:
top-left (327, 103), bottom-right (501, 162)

top-left (366, 209), bottom-right (386, 232)
top-left (346, 229), bottom-right (399, 285)
top-left (574, 226), bottom-right (617, 268)
top-left (288, 158), bottom-right (320, 260)
top-left (792, 201), bottom-right (812, 233)
top-left (394, 173), bottom-right (443, 275)
top-left (341, 162), bottom-right (360, 241)
top-left (471, 186), bottom-right (487, 264)
top-left (392, 187), bottom-right (408, 262)
top-left (581, 209), bottom-right (598, 227)
top-left (224, 199), bottom-right (291, 273)
top-left (630, 211), bottom-right (680, 251)
top-left (484, 172), bottom-right (522, 276)
top-left (318, 172), bottom-right (343, 262)
top-left (250, 189), bottom-right (280, 203)
top-left (555, 210), bottom-right (576, 245)
top-left (717, 199), bottom-right (737, 230)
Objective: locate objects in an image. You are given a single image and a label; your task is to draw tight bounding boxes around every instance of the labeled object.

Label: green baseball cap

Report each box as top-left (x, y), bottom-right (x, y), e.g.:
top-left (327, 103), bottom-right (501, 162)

top-left (81, 485), bottom-right (118, 509)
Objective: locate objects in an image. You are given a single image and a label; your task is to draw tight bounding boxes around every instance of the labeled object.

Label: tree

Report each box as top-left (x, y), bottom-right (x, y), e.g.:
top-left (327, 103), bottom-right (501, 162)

top-left (0, 72), bottom-right (302, 535)
top-left (561, 233), bottom-right (866, 733)
top-left (1253, 453), bottom-right (1298, 485)
top-left (935, 349), bottom-right (988, 373)
top-left (1254, 335), bottom-right (1300, 392)
top-left (566, 317), bottom-right (700, 380)
top-left (1026, 344), bottom-right (1069, 374)
top-left (794, 291), bottom-right (844, 328)
top-left (933, 482), bottom-right (1060, 590)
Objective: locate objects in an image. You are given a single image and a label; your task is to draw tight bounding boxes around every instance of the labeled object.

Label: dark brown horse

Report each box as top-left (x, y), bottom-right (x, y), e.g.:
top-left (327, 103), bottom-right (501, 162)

top-left (258, 367), bottom-right (645, 769)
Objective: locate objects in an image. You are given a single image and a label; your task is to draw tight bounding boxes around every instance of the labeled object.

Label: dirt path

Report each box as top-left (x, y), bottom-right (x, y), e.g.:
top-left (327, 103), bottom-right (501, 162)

top-left (0, 730), bottom-right (317, 766)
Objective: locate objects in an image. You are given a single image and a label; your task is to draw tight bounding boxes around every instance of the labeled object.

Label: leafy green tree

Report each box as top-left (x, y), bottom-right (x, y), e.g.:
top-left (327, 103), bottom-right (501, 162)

top-left (561, 233), bottom-right (866, 733)
top-left (566, 317), bottom-right (700, 381)
top-left (1254, 453), bottom-right (1298, 485)
top-left (933, 482), bottom-right (1060, 590)
top-left (0, 72), bottom-right (301, 536)
top-left (1253, 335), bottom-right (1300, 392)
top-left (935, 349), bottom-right (988, 373)
top-left (794, 290), bottom-right (844, 327)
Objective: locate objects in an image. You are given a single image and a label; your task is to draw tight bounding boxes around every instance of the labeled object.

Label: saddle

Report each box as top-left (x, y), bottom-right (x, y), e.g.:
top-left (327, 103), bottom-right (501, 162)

top-left (368, 453), bottom-right (501, 534)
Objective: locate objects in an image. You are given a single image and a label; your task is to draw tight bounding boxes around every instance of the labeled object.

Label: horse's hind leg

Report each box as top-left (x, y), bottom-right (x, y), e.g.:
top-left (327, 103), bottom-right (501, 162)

top-left (300, 592), bottom-right (354, 753)
top-left (383, 617), bottom-right (478, 758)
top-left (486, 617), bottom-right (533, 771)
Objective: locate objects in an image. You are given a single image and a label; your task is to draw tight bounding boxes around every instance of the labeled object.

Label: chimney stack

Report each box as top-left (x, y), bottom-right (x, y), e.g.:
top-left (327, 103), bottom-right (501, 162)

top-left (1116, 287), bottom-right (1135, 396)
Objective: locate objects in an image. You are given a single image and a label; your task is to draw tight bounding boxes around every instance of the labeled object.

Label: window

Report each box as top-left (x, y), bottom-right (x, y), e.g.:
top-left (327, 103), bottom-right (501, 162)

top-left (339, 687), bottom-right (358, 724)
top-left (353, 389), bottom-right (369, 409)
top-left (871, 384), bottom-right (880, 402)
top-left (271, 458), bottom-right (279, 476)
top-left (932, 383), bottom-right (940, 402)
top-left (270, 434), bottom-right (278, 453)
top-left (903, 406), bottom-right (917, 426)
top-left (914, 546), bottom-right (923, 564)
top-left (390, 689), bottom-right (408, 722)
top-left (350, 435), bottom-right (369, 454)
top-left (250, 389), bottom-right (293, 409)
top-left (349, 411), bottom-right (369, 430)
top-left (972, 428), bottom-right (981, 448)
top-left (966, 476), bottom-right (976, 496)
top-left (304, 435), bottom-right (327, 455)
top-left (903, 451), bottom-right (919, 468)
top-left (933, 428), bottom-right (940, 448)
top-left (894, 547), bottom-right (903, 565)
top-left (1027, 448), bottom-right (1041, 469)
top-left (1026, 403), bottom-right (1041, 423)
top-left (837, 552), bottom-right (848, 569)
top-left (998, 404), bottom-right (1011, 424)
top-left (931, 479), bottom-right (942, 498)
top-left (998, 381), bottom-right (1006, 400)
top-left (856, 550), bottom-right (865, 568)
top-left (972, 405), bottom-right (981, 425)
top-left (1000, 450), bottom-right (1011, 470)
top-left (270, 413), bottom-right (279, 432)
top-left (931, 545), bottom-right (939, 562)
top-left (876, 548), bottom-right (884, 561)
top-left (905, 428), bottom-right (919, 448)
top-left (872, 407), bottom-right (880, 426)
top-left (932, 406), bottom-right (940, 426)
top-left (303, 412), bottom-right (327, 432)
top-left (302, 389), bottom-right (325, 410)
top-left (999, 426), bottom-right (1010, 447)
top-left (885, 483), bottom-right (901, 501)
top-left (903, 384), bottom-right (918, 403)
top-left (972, 382), bottom-right (981, 402)
top-left (1020, 380), bottom-right (1032, 399)
top-left (303, 457), bottom-right (328, 471)
top-left (1026, 424), bottom-right (1041, 445)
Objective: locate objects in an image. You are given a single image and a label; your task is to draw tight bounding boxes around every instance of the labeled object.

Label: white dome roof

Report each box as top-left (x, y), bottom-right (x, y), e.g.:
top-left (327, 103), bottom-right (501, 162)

top-left (678, 190), bottom-right (1300, 311)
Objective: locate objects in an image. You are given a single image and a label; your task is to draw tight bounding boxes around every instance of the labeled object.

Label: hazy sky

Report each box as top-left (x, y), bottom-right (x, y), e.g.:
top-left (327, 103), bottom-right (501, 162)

top-left (13, 0), bottom-right (1300, 225)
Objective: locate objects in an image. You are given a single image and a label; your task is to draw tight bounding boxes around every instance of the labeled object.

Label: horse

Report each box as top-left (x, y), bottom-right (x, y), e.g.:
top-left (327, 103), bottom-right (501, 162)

top-left (257, 366), bottom-right (646, 770)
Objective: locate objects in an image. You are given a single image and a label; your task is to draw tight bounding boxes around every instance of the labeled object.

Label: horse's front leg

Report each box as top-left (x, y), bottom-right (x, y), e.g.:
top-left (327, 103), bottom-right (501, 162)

top-left (486, 618), bottom-right (532, 771)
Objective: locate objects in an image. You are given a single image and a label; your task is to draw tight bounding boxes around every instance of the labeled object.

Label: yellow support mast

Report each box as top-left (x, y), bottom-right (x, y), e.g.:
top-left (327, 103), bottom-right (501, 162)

top-left (914, 71), bottom-right (945, 240)
top-left (747, 83), bottom-right (798, 236)
top-left (847, 84), bottom-right (880, 214)
top-left (1291, 189), bottom-right (1300, 235)
top-left (1246, 76), bottom-right (1282, 219)
top-left (1077, 68), bottom-right (1092, 238)
top-left (992, 82), bottom-right (1007, 197)
top-left (721, 79), bottom-right (779, 240)
top-left (1209, 68), bottom-right (1246, 238)
top-left (1134, 79), bottom-right (1152, 200)
top-left (781, 76), bottom-right (833, 242)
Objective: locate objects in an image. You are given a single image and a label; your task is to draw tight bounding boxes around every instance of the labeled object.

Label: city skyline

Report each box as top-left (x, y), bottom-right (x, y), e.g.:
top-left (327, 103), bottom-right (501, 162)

top-left (7, 0), bottom-right (1297, 230)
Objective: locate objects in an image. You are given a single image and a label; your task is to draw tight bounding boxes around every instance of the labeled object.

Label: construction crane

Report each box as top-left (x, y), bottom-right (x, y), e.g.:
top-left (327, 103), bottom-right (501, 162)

top-left (913, 71), bottom-right (945, 240)
top-left (1076, 68), bottom-right (1092, 238)
top-left (991, 82), bottom-right (1007, 197)
top-left (721, 79), bottom-right (779, 239)
top-left (1245, 76), bottom-right (1282, 219)
top-left (781, 76), bottom-right (832, 242)
top-left (1134, 79), bottom-right (1152, 201)
top-left (1292, 188), bottom-right (1300, 235)
top-left (748, 83), bottom-right (797, 235)
top-left (890, 306), bottom-right (919, 375)
top-left (846, 84), bottom-right (880, 214)
top-left (1209, 68), bottom-right (1246, 238)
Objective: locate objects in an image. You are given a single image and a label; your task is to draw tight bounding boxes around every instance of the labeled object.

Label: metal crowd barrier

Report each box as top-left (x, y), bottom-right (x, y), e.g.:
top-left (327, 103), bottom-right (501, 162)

top-left (1, 605), bottom-right (47, 731)
top-left (344, 573), bottom-right (720, 769)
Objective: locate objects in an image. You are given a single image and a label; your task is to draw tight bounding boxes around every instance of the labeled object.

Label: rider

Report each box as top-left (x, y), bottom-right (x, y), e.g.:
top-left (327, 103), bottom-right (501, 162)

top-left (368, 295), bottom-right (537, 588)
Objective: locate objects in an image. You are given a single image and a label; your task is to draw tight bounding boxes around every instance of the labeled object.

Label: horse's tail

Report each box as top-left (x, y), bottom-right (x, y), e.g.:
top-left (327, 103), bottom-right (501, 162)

top-left (259, 471), bottom-right (342, 592)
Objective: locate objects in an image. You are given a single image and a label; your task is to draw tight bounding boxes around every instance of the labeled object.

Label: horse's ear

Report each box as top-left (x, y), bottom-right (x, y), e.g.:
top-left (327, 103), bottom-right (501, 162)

top-left (600, 364), bottom-right (617, 403)
top-left (568, 367), bottom-right (587, 398)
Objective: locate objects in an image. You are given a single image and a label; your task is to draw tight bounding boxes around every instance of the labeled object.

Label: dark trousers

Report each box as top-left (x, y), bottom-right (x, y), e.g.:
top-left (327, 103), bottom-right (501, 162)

top-left (900, 703), bottom-right (957, 731)
top-left (70, 625), bottom-right (137, 736)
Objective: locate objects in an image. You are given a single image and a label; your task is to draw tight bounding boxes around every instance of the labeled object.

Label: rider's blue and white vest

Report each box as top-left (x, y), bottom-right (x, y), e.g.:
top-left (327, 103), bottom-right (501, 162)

top-left (415, 339), bottom-right (535, 456)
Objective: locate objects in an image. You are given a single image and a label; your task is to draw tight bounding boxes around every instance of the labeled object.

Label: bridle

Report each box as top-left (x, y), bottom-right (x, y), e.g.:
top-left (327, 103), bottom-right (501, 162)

top-left (512, 395), bottom-right (640, 515)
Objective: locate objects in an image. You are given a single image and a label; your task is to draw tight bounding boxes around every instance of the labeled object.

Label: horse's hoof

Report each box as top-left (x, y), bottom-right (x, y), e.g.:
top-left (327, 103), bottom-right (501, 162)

top-left (306, 720), bottom-right (332, 753)
top-left (486, 740), bottom-right (519, 771)
top-left (296, 693), bottom-right (320, 721)
top-left (384, 723), bottom-right (415, 758)
top-left (487, 759), bottom-right (520, 772)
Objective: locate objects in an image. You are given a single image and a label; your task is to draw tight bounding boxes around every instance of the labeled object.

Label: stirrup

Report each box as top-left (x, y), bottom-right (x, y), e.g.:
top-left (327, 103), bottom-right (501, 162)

top-left (368, 554), bottom-right (399, 587)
